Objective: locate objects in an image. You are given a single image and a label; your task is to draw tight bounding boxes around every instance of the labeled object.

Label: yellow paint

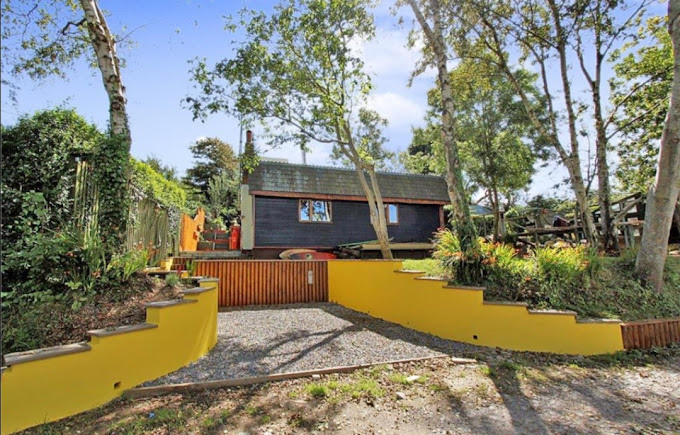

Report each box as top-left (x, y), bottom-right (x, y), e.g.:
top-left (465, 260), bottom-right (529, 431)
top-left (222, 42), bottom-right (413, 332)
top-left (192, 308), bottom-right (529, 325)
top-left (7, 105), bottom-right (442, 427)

top-left (328, 261), bottom-right (624, 356)
top-left (0, 279), bottom-right (218, 435)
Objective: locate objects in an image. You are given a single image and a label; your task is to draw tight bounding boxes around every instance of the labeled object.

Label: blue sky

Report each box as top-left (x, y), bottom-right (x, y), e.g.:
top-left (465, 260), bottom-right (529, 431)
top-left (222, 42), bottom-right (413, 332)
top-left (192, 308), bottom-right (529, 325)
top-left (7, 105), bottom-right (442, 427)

top-left (1, 1), bottom-right (432, 177)
top-left (0, 0), bottom-right (666, 201)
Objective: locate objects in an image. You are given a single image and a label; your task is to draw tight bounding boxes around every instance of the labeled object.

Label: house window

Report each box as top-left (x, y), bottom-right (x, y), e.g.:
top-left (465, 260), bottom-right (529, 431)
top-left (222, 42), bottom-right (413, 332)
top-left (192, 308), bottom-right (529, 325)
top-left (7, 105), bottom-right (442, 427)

top-left (386, 204), bottom-right (399, 224)
top-left (299, 199), bottom-right (332, 223)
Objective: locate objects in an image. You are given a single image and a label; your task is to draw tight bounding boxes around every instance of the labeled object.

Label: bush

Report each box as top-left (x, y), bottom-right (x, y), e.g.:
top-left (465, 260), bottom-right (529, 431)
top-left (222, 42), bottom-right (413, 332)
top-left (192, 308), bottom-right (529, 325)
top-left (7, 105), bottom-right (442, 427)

top-left (431, 229), bottom-right (680, 320)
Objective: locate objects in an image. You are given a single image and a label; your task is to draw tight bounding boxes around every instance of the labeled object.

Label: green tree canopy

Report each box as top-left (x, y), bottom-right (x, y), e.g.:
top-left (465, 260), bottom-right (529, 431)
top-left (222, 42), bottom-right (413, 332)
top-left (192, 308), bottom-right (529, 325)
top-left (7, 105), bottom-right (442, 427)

top-left (611, 16), bottom-right (672, 193)
top-left (183, 137), bottom-right (238, 195)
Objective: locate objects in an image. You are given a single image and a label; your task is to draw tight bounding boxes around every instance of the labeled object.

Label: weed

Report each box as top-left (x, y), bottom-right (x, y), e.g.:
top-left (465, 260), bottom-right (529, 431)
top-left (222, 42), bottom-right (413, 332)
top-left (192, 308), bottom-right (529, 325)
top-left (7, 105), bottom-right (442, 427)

top-left (480, 366), bottom-right (497, 378)
top-left (387, 373), bottom-right (410, 384)
top-left (340, 378), bottom-right (384, 399)
top-left (498, 361), bottom-right (522, 371)
top-left (164, 273), bottom-right (180, 287)
top-left (244, 404), bottom-right (261, 416)
top-left (429, 383), bottom-right (448, 392)
top-left (260, 415), bottom-right (271, 424)
top-left (305, 383), bottom-right (329, 399)
top-left (288, 390), bottom-right (299, 399)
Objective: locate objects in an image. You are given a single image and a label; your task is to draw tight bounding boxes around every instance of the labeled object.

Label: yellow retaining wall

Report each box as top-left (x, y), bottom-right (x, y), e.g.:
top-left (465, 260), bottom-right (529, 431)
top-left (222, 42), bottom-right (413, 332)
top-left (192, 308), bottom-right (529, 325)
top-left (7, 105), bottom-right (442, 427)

top-left (0, 278), bottom-right (219, 435)
top-left (328, 261), bottom-right (624, 356)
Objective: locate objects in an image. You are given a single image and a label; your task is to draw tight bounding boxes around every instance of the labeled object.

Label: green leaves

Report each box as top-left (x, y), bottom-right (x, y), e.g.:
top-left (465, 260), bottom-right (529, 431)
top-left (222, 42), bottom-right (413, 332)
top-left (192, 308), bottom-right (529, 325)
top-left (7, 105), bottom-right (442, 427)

top-left (610, 16), bottom-right (671, 193)
top-left (186, 0), bottom-right (377, 149)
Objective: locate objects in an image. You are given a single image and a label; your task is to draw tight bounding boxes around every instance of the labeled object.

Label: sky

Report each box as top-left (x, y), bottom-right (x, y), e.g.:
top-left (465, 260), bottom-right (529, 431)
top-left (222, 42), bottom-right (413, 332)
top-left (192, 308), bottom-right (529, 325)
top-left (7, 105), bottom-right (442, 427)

top-left (0, 0), bottom-right (666, 202)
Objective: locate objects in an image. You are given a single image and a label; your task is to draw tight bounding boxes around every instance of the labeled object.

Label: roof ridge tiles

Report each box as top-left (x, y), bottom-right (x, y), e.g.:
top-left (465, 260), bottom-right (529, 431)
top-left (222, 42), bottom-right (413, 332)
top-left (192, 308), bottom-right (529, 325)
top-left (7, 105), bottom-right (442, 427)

top-left (257, 160), bottom-right (444, 179)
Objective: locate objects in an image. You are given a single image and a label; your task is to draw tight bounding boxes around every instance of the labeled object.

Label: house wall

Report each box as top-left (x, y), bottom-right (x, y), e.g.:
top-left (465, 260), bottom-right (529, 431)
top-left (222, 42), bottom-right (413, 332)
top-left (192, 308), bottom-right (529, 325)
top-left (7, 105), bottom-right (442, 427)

top-left (253, 196), bottom-right (441, 248)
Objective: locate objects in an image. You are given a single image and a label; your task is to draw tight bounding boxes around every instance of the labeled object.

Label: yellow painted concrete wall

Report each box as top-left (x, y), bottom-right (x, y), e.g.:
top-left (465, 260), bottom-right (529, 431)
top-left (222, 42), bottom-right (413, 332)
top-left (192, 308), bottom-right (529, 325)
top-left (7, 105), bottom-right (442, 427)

top-left (0, 279), bottom-right (218, 435)
top-left (328, 261), bottom-right (624, 356)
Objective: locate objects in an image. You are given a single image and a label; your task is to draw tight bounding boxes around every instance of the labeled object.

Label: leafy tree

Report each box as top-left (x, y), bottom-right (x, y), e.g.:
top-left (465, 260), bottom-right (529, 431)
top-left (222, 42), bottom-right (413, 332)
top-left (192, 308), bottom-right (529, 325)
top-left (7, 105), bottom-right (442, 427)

top-left (405, 0), bottom-right (478, 255)
top-left (142, 155), bottom-right (180, 183)
top-left (611, 16), bottom-right (672, 193)
top-left (330, 109), bottom-right (396, 170)
top-left (636, 0), bottom-right (680, 292)
top-left (184, 137), bottom-right (239, 195)
top-left (186, 0), bottom-right (395, 258)
top-left (207, 172), bottom-right (240, 227)
top-left (403, 61), bottom-right (540, 240)
top-left (2, 0), bottom-right (132, 252)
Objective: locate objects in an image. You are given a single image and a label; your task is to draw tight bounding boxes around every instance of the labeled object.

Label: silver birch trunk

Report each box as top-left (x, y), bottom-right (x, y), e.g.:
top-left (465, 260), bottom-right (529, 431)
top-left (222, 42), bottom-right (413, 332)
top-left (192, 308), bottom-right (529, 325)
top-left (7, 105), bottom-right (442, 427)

top-left (80, 0), bottom-right (131, 146)
top-left (635, 0), bottom-right (680, 291)
top-left (408, 0), bottom-right (477, 251)
top-left (547, 0), bottom-right (599, 247)
top-left (338, 122), bottom-right (393, 259)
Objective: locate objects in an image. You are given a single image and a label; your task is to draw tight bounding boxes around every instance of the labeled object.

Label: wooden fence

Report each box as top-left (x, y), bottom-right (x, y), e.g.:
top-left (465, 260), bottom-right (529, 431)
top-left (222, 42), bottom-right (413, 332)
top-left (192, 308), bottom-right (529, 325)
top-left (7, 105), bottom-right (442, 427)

top-left (621, 317), bottom-right (680, 350)
top-left (196, 260), bottom-right (328, 307)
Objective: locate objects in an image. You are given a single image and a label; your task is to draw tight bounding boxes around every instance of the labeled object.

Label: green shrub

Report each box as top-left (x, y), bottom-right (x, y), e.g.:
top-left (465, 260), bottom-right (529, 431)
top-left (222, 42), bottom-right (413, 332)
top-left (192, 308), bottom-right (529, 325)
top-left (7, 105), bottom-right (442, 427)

top-left (165, 273), bottom-right (180, 287)
top-left (433, 230), bottom-right (680, 320)
top-left (433, 229), bottom-right (485, 284)
top-left (107, 249), bottom-right (149, 283)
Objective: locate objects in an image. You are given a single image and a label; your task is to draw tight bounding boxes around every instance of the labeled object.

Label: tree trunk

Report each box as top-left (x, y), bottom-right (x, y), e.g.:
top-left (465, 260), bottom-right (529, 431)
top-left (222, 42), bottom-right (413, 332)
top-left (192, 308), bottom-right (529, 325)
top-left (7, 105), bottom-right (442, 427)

top-left (491, 187), bottom-right (501, 241)
top-left (408, 0), bottom-right (477, 252)
top-left (635, 0), bottom-right (680, 292)
top-left (547, 0), bottom-right (599, 248)
top-left (338, 122), bottom-right (393, 259)
top-left (80, 0), bottom-right (130, 144)
top-left (80, 0), bottom-right (131, 253)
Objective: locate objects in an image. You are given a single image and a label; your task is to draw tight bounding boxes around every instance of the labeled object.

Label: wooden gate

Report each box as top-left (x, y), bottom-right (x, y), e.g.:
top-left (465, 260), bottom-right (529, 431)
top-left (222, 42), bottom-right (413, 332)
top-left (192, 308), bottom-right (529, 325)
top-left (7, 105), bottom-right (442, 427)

top-left (196, 260), bottom-right (328, 307)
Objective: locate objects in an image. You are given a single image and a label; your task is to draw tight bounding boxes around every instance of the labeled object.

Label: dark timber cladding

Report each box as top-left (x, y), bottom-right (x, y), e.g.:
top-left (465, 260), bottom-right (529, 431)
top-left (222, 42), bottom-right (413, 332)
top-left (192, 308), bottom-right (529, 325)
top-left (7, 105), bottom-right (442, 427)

top-left (254, 197), bottom-right (441, 247)
top-left (247, 161), bottom-right (449, 249)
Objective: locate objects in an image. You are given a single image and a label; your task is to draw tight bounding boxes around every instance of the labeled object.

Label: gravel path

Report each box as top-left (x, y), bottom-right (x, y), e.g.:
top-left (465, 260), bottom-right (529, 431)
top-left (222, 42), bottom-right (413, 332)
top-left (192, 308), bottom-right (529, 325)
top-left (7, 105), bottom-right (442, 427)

top-left (144, 303), bottom-right (483, 386)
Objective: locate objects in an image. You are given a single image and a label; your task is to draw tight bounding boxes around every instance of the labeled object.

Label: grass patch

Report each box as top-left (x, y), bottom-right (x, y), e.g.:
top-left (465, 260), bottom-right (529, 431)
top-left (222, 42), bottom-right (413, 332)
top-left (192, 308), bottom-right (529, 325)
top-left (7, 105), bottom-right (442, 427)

top-left (402, 259), bottom-right (448, 278)
top-left (109, 407), bottom-right (190, 433)
top-left (479, 366), bottom-right (497, 378)
top-left (305, 383), bottom-right (330, 399)
top-left (339, 378), bottom-right (384, 399)
top-left (387, 373), bottom-right (410, 384)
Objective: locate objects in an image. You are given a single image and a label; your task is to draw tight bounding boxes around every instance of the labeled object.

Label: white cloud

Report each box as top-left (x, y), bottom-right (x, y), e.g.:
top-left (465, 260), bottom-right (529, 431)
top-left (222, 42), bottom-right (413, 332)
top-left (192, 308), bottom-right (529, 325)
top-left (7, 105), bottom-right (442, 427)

top-left (366, 92), bottom-right (425, 128)
top-left (350, 28), bottom-right (435, 82)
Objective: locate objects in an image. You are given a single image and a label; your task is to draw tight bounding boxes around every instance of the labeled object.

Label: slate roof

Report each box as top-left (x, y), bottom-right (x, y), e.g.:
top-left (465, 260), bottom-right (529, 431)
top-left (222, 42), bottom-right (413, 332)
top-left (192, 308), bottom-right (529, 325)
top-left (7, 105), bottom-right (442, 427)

top-left (247, 161), bottom-right (449, 202)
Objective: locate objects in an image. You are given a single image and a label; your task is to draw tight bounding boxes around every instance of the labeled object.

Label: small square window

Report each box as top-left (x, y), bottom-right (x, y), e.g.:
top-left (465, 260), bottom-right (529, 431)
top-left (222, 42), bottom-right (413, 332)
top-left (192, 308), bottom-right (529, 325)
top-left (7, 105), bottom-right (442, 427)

top-left (386, 204), bottom-right (398, 224)
top-left (299, 199), bottom-right (331, 223)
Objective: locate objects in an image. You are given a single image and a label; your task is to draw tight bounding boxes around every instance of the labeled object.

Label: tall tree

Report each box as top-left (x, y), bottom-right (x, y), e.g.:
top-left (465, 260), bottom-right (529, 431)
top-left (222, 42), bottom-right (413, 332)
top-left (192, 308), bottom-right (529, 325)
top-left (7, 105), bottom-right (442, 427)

top-left (405, 0), bottom-right (478, 253)
top-left (611, 16), bottom-right (673, 193)
top-left (186, 0), bottom-right (395, 258)
top-left (464, 0), bottom-right (633, 248)
top-left (330, 108), bottom-right (396, 171)
top-left (2, 0), bottom-right (132, 251)
top-left (406, 60), bottom-right (541, 240)
top-left (184, 137), bottom-right (239, 194)
top-left (635, 0), bottom-right (680, 292)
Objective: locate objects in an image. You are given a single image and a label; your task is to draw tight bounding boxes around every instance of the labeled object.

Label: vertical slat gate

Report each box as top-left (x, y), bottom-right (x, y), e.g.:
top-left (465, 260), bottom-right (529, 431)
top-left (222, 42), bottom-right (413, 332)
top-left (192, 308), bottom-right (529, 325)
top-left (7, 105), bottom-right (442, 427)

top-left (620, 318), bottom-right (680, 350)
top-left (195, 260), bottom-right (329, 307)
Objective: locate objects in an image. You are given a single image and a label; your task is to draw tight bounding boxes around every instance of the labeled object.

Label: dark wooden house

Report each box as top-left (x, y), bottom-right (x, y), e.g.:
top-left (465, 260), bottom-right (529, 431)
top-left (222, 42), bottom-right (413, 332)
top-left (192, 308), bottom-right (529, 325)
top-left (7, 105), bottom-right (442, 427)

top-left (240, 161), bottom-right (449, 258)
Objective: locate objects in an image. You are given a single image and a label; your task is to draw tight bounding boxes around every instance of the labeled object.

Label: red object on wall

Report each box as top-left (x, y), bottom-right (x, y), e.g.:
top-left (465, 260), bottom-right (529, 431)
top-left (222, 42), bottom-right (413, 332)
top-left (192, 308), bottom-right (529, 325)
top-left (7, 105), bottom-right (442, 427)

top-left (229, 224), bottom-right (241, 250)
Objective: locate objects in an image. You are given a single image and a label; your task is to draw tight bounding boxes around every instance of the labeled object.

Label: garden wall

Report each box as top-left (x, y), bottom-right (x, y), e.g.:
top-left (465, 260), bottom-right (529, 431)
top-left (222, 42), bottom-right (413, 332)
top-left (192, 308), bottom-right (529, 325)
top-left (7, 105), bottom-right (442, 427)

top-left (328, 260), bottom-right (625, 356)
top-left (0, 278), bottom-right (218, 435)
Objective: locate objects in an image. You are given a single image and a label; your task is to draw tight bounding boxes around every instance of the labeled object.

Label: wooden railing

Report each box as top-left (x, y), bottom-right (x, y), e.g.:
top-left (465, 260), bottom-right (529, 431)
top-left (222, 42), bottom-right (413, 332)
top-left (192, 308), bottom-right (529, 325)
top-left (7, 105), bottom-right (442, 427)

top-left (621, 317), bottom-right (680, 350)
top-left (196, 260), bottom-right (328, 307)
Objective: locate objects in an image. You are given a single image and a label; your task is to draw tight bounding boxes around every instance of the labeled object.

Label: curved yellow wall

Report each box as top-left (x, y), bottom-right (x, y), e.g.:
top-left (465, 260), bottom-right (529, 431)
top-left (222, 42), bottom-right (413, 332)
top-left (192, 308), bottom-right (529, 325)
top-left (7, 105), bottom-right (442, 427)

top-left (1, 278), bottom-right (218, 435)
top-left (328, 261), bottom-right (624, 356)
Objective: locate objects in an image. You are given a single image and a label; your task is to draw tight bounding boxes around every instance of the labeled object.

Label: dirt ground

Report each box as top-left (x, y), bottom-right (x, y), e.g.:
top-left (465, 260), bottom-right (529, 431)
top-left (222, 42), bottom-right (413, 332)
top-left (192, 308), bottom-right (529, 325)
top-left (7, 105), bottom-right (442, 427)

top-left (21, 347), bottom-right (680, 434)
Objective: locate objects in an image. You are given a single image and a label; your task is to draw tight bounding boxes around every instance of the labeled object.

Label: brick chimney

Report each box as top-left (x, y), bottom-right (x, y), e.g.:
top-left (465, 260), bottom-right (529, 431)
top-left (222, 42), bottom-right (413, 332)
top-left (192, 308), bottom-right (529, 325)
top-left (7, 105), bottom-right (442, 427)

top-left (242, 130), bottom-right (256, 183)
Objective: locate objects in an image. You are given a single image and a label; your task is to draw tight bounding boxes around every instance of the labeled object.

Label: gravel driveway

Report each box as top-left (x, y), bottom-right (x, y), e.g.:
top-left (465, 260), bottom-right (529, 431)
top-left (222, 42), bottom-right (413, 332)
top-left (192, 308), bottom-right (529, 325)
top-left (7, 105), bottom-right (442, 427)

top-left (144, 303), bottom-right (482, 386)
